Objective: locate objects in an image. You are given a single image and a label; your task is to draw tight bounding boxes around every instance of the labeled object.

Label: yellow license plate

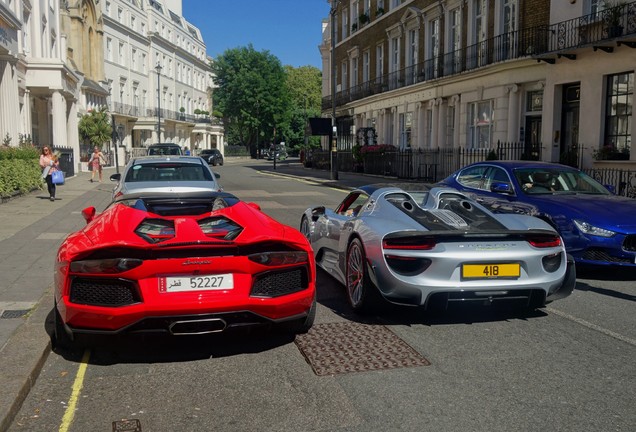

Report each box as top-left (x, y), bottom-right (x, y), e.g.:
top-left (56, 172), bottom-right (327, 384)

top-left (462, 263), bottom-right (520, 279)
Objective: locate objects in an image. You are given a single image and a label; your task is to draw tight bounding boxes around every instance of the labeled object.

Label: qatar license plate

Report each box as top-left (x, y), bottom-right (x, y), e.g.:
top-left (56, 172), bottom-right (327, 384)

top-left (159, 274), bottom-right (234, 292)
top-left (462, 263), bottom-right (520, 279)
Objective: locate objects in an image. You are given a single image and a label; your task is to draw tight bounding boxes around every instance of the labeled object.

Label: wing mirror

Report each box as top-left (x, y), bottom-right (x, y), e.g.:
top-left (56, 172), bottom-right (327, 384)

top-left (247, 202), bottom-right (261, 211)
top-left (110, 173), bottom-right (121, 182)
top-left (490, 182), bottom-right (513, 195)
top-left (214, 172), bottom-right (221, 179)
top-left (81, 206), bottom-right (96, 224)
top-left (604, 184), bottom-right (616, 194)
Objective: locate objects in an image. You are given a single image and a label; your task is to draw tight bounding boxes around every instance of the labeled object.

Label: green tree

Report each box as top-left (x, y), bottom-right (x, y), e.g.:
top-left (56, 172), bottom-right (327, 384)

top-left (211, 45), bottom-right (290, 157)
top-left (283, 65), bottom-right (322, 152)
top-left (78, 108), bottom-right (112, 149)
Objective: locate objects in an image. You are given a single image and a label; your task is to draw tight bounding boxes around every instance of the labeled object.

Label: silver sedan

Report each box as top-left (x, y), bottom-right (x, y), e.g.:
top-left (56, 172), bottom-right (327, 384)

top-left (110, 156), bottom-right (222, 200)
top-left (300, 184), bottom-right (575, 313)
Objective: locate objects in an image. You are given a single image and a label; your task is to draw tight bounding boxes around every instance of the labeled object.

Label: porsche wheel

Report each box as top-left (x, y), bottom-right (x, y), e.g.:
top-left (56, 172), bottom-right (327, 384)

top-left (299, 216), bottom-right (311, 240)
top-left (346, 238), bottom-right (377, 312)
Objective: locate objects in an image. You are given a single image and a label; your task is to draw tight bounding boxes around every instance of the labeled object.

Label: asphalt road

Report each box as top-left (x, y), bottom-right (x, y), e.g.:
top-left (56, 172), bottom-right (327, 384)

top-left (8, 159), bottom-right (636, 432)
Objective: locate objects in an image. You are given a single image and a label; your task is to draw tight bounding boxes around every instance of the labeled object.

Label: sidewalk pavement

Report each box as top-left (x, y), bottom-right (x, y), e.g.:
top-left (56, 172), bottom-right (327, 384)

top-left (0, 157), bottom-right (409, 431)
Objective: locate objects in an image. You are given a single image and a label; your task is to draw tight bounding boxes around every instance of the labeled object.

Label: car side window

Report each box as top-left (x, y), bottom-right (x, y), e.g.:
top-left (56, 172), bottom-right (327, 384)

top-left (456, 166), bottom-right (488, 189)
top-left (484, 167), bottom-right (512, 191)
top-left (337, 192), bottom-right (369, 217)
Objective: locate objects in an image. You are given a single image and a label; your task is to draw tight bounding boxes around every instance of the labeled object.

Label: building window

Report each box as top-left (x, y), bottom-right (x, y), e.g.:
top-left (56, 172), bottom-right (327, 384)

top-left (447, 106), bottom-right (456, 147)
top-left (427, 18), bottom-right (440, 79)
top-left (341, 61), bottom-right (348, 91)
top-left (341, 8), bottom-right (349, 38)
top-left (362, 50), bottom-right (370, 84)
top-left (447, 7), bottom-right (462, 74)
top-left (351, 56), bottom-right (358, 88)
top-left (604, 71), bottom-right (633, 153)
top-left (106, 37), bottom-right (113, 61)
top-left (399, 112), bottom-right (412, 149)
top-left (376, 43), bottom-right (384, 85)
top-left (473, 0), bottom-right (488, 67)
top-left (469, 100), bottom-right (493, 149)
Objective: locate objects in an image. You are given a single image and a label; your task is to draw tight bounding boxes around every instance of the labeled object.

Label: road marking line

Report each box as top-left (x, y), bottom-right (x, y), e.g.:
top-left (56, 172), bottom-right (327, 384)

top-left (547, 307), bottom-right (636, 347)
top-left (59, 349), bottom-right (91, 432)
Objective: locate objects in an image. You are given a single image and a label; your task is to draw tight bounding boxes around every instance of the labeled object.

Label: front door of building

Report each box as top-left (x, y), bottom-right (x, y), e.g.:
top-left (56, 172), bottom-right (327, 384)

top-left (560, 83), bottom-right (580, 167)
top-left (524, 116), bottom-right (542, 160)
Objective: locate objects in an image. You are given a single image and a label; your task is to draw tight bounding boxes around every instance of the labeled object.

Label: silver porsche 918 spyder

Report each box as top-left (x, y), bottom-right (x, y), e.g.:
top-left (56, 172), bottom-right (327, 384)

top-left (300, 184), bottom-right (575, 313)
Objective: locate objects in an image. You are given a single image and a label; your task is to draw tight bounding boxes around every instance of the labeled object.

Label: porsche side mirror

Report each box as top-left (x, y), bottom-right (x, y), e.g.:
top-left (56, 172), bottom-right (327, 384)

top-left (81, 206), bottom-right (96, 224)
top-left (110, 173), bottom-right (121, 182)
top-left (247, 202), bottom-right (261, 211)
top-left (490, 182), bottom-right (513, 195)
top-left (214, 172), bottom-right (221, 179)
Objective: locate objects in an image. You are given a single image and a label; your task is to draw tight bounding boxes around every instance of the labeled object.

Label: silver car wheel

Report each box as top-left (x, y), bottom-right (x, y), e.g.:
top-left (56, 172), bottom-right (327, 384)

top-left (346, 239), bottom-right (365, 308)
top-left (300, 216), bottom-right (311, 240)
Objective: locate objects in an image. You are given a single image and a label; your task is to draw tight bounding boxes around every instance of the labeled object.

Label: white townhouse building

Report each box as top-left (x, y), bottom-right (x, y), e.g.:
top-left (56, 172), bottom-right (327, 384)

top-left (0, 0), bottom-right (222, 174)
top-left (1, 0), bottom-right (80, 155)
top-left (320, 0), bottom-right (635, 180)
top-left (101, 0), bottom-right (223, 165)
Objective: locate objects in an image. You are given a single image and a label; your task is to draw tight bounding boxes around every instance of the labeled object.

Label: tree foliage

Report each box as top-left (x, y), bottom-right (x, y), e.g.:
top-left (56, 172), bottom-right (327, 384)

top-left (211, 45), bottom-right (290, 156)
top-left (78, 108), bottom-right (113, 149)
top-left (282, 65), bottom-right (323, 151)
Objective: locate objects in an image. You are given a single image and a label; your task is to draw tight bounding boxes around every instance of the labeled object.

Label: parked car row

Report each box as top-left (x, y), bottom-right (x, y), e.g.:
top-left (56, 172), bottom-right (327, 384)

top-left (52, 157), bottom-right (634, 350)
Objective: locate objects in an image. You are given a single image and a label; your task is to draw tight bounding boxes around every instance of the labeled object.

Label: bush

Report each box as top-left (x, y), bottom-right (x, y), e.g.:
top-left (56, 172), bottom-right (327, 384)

top-left (0, 146), bottom-right (43, 198)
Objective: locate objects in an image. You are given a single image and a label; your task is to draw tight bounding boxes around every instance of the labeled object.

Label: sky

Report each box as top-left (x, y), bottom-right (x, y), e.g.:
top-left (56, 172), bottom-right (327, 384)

top-left (182, 0), bottom-right (331, 69)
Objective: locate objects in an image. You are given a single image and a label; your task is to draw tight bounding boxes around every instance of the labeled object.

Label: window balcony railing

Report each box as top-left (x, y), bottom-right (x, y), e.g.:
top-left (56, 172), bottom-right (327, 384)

top-left (323, 1), bottom-right (636, 110)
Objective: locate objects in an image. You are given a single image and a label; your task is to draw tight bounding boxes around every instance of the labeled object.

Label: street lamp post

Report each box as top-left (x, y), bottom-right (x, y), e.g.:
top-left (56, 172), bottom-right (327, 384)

top-left (110, 115), bottom-right (120, 174)
top-left (330, 0), bottom-right (339, 180)
top-left (155, 63), bottom-right (162, 142)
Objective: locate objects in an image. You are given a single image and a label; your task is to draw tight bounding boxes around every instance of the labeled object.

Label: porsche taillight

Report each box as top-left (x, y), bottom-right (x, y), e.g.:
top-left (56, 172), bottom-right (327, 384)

top-left (135, 219), bottom-right (175, 243)
top-left (198, 217), bottom-right (243, 240)
top-left (382, 236), bottom-right (437, 251)
top-left (527, 234), bottom-right (562, 248)
top-left (70, 258), bottom-right (143, 274)
top-left (248, 251), bottom-right (308, 266)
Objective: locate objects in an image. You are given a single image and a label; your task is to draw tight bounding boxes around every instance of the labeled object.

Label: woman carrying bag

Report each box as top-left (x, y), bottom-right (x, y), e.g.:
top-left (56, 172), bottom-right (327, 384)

top-left (39, 146), bottom-right (60, 202)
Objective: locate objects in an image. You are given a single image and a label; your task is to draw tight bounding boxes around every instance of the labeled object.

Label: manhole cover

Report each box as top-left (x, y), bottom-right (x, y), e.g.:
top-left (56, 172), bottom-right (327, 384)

top-left (0, 309), bottom-right (30, 319)
top-left (112, 419), bottom-right (142, 432)
top-left (295, 321), bottom-right (430, 376)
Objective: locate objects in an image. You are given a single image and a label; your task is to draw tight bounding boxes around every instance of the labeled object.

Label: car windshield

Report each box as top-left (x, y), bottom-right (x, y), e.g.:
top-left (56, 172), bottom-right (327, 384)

top-left (514, 168), bottom-right (611, 195)
top-left (125, 163), bottom-right (213, 182)
top-left (148, 146), bottom-right (181, 155)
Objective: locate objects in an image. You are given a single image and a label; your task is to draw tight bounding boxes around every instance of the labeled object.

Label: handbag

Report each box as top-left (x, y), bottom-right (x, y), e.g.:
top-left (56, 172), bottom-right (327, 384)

top-left (51, 170), bottom-right (65, 185)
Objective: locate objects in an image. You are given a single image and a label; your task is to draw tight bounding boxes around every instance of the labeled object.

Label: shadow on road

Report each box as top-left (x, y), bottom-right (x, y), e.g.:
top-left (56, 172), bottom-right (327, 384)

top-left (44, 308), bottom-right (295, 365)
top-left (315, 268), bottom-right (548, 328)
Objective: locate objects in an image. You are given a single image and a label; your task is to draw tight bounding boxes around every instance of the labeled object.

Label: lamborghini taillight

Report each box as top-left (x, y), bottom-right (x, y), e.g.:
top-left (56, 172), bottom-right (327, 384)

top-left (70, 258), bottom-right (143, 274)
top-left (198, 217), bottom-right (243, 240)
top-left (135, 219), bottom-right (175, 244)
top-left (248, 251), bottom-right (308, 266)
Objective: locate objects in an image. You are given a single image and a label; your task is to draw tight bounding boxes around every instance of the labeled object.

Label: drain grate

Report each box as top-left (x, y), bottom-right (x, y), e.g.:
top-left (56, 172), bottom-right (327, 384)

top-left (112, 419), bottom-right (142, 432)
top-left (295, 321), bottom-right (430, 376)
top-left (1, 309), bottom-right (30, 319)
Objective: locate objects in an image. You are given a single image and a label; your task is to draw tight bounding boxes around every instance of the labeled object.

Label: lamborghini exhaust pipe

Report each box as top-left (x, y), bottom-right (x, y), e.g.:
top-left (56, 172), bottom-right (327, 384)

top-left (169, 318), bottom-right (227, 335)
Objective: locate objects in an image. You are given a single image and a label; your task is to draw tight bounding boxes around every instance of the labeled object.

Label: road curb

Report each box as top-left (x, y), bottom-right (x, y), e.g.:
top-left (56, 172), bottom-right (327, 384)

top-left (0, 288), bottom-right (53, 432)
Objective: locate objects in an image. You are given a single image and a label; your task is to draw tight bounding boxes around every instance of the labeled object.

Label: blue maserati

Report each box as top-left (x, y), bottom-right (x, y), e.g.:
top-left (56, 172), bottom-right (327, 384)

top-left (439, 161), bottom-right (636, 267)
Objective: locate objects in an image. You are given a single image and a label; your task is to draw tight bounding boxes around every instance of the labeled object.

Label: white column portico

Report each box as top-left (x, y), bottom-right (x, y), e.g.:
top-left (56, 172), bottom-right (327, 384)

top-left (507, 84), bottom-right (520, 143)
top-left (0, 59), bottom-right (20, 143)
top-left (436, 98), bottom-right (447, 148)
top-left (51, 91), bottom-right (68, 147)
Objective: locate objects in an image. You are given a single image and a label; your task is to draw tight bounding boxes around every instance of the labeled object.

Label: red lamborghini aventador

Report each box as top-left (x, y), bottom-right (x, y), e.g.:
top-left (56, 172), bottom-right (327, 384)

top-left (52, 191), bottom-right (316, 348)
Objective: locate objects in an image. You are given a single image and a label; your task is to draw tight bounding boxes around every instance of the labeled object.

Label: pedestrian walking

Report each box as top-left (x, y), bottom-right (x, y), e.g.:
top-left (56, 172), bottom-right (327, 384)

top-left (89, 146), bottom-right (105, 182)
top-left (39, 146), bottom-right (59, 202)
